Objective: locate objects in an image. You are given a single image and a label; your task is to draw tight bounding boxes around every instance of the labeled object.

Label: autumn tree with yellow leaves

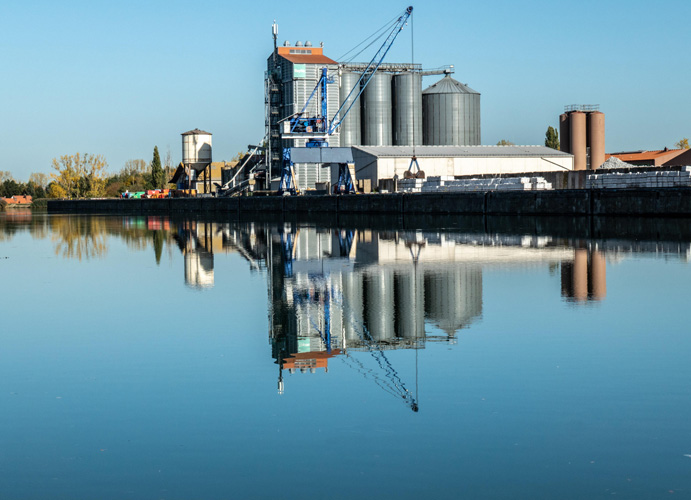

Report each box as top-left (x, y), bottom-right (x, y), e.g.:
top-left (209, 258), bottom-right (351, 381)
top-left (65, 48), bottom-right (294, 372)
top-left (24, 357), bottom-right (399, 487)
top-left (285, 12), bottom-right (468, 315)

top-left (49, 153), bottom-right (108, 199)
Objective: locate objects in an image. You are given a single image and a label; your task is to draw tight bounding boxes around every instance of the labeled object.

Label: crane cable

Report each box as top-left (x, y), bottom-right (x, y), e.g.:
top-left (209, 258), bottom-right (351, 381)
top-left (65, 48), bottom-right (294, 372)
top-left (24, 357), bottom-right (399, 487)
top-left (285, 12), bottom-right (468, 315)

top-left (336, 13), bottom-right (404, 63)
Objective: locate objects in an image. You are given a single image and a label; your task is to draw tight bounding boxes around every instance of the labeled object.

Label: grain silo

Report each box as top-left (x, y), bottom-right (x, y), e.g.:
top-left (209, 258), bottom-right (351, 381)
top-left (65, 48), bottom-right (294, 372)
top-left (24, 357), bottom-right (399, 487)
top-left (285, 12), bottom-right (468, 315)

top-left (569, 111), bottom-right (587, 171)
top-left (560, 106), bottom-right (605, 171)
top-left (338, 70), bottom-right (362, 146)
top-left (393, 72), bottom-right (422, 146)
top-left (181, 129), bottom-right (212, 193)
top-left (422, 75), bottom-right (481, 146)
top-left (588, 111), bottom-right (605, 169)
top-left (362, 72), bottom-right (393, 146)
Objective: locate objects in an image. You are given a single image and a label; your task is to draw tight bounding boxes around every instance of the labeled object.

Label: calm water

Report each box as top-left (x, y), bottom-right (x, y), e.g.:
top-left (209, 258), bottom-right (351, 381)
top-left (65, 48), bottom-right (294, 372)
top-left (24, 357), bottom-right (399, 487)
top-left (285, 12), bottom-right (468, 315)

top-left (1, 211), bottom-right (690, 499)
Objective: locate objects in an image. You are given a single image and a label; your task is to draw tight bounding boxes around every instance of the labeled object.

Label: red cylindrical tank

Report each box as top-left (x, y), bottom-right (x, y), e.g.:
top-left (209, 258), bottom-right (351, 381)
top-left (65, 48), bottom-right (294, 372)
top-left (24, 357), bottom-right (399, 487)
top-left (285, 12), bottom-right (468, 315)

top-left (570, 111), bottom-right (587, 171)
top-left (588, 111), bottom-right (605, 170)
top-left (559, 113), bottom-right (570, 153)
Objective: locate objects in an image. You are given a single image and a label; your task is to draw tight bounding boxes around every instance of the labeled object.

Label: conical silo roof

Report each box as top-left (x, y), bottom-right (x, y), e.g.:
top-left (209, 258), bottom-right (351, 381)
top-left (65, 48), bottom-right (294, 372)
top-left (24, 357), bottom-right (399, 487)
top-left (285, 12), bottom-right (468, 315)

top-left (423, 75), bottom-right (479, 95)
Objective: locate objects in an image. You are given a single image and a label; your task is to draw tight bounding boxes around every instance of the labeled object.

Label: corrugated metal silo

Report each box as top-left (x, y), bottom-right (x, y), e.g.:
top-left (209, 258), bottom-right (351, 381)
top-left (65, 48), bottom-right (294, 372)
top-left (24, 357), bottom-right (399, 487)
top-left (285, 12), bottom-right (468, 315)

top-left (422, 75), bottom-right (480, 146)
top-left (362, 72), bottom-right (392, 146)
top-left (393, 72), bottom-right (422, 145)
top-left (338, 71), bottom-right (362, 146)
top-left (588, 111), bottom-right (605, 169)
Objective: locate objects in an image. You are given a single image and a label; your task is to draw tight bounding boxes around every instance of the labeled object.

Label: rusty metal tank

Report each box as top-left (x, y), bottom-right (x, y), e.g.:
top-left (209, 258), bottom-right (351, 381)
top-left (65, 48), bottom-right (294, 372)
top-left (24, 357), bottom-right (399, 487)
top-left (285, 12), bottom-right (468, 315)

top-left (588, 111), bottom-right (605, 169)
top-left (569, 111), bottom-right (587, 171)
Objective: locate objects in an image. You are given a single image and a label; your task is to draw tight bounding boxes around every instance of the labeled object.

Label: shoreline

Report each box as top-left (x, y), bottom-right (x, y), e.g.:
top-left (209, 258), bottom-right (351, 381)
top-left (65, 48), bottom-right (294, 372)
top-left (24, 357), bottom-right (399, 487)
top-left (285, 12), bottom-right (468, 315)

top-left (46, 188), bottom-right (691, 217)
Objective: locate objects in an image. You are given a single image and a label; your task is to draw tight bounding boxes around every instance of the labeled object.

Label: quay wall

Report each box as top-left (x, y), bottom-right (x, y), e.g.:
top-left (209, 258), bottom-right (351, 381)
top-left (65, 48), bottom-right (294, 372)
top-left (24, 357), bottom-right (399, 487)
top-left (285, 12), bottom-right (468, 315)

top-left (47, 188), bottom-right (691, 217)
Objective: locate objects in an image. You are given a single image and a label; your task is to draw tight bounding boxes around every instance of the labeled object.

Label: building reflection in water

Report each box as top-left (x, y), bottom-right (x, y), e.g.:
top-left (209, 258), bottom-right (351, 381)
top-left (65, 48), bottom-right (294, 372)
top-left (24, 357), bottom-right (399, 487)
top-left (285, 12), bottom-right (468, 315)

top-left (561, 248), bottom-right (607, 302)
top-left (7, 213), bottom-right (691, 408)
top-left (221, 224), bottom-right (594, 409)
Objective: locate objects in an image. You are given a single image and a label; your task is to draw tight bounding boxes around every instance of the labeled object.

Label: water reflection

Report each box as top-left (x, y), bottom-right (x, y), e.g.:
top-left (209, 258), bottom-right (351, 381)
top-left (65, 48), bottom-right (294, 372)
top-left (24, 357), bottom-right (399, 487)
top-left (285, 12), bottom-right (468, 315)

top-left (4, 214), bottom-right (691, 407)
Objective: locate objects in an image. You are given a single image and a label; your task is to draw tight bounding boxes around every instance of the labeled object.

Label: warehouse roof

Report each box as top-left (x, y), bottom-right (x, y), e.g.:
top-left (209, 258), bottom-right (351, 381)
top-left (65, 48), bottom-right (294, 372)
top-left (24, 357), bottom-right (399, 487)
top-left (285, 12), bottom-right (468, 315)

top-left (352, 145), bottom-right (571, 158)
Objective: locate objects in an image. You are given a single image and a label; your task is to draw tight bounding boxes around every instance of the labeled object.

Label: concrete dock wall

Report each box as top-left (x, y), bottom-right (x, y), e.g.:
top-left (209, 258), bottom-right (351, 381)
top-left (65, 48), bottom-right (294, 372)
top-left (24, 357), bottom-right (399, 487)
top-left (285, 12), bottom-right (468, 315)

top-left (47, 188), bottom-right (691, 217)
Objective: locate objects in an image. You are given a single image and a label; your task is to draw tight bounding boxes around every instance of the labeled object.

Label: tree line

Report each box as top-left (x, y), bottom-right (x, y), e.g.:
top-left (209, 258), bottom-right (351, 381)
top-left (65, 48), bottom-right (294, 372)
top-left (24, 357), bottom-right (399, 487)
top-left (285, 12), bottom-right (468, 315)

top-left (1, 146), bottom-right (175, 200)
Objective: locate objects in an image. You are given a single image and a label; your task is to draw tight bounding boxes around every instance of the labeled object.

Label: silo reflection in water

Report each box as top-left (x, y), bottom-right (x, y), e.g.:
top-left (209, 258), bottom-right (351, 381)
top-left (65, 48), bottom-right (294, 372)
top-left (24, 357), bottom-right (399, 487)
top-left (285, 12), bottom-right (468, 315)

top-left (342, 271), bottom-right (365, 344)
top-left (395, 267), bottom-right (425, 339)
top-left (364, 268), bottom-right (395, 341)
top-left (425, 267), bottom-right (482, 335)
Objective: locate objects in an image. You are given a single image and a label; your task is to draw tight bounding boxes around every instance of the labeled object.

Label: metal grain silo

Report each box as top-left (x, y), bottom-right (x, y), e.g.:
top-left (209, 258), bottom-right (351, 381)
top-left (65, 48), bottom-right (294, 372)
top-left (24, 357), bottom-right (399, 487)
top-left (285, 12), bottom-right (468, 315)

top-left (569, 112), bottom-right (587, 171)
top-left (338, 70), bottom-right (362, 146)
top-left (422, 75), bottom-right (480, 146)
top-left (588, 111), bottom-right (605, 169)
top-left (362, 72), bottom-right (392, 146)
top-left (181, 128), bottom-right (212, 171)
top-left (393, 72), bottom-right (422, 145)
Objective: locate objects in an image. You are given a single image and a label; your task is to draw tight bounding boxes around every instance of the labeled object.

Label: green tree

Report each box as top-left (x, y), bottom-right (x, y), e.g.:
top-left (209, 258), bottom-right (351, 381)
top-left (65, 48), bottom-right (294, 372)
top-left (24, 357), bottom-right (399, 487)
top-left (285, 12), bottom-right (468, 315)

top-left (151, 146), bottom-right (164, 189)
top-left (676, 138), bottom-right (689, 149)
top-left (545, 126), bottom-right (560, 149)
top-left (496, 139), bottom-right (515, 146)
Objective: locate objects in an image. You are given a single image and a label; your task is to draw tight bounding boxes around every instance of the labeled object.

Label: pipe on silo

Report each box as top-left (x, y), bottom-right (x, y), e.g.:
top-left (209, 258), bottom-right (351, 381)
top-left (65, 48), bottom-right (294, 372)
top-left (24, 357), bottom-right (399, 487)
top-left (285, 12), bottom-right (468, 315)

top-left (588, 111), bottom-right (605, 170)
top-left (570, 111), bottom-right (587, 171)
top-left (559, 113), bottom-right (570, 153)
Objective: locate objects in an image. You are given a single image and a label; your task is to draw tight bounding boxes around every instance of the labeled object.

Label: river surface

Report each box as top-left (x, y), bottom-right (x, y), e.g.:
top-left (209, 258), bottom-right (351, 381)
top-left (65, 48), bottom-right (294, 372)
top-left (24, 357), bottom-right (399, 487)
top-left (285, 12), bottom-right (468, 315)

top-left (1, 211), bottom-right (690, 499)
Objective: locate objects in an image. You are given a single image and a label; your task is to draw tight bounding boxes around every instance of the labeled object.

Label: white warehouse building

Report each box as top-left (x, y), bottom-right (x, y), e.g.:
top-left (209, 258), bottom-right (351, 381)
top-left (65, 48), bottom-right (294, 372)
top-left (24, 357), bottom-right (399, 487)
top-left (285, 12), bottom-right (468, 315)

top-left (350, 145), bottom-right (573, 188)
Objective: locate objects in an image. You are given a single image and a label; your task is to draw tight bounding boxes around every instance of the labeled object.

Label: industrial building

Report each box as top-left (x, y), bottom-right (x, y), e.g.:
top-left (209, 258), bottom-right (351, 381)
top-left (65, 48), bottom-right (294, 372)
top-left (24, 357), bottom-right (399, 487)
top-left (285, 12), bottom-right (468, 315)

top-left (266, 27), bottom-right (482, 191)
top-left (351, 145), bottom-right (573, 190)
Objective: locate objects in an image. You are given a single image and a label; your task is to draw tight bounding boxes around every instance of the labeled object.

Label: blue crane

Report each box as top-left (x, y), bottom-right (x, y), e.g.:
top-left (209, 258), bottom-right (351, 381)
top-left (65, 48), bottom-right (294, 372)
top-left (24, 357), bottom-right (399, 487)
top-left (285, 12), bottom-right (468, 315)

top-left (279, 6), bottom-right (414, 195)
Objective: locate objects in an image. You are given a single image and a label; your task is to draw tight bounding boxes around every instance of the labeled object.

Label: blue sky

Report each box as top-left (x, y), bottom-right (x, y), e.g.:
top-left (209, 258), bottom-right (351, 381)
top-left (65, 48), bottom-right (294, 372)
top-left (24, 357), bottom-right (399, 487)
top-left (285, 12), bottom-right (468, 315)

top-left (1, 0), bottom-right (689, 181)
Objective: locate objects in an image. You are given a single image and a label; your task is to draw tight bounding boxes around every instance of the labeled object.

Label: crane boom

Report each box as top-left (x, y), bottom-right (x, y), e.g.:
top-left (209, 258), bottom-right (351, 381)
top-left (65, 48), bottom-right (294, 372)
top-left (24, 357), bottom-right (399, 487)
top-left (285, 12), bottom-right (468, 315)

top-left (328, 6), bottom-right (413, 135)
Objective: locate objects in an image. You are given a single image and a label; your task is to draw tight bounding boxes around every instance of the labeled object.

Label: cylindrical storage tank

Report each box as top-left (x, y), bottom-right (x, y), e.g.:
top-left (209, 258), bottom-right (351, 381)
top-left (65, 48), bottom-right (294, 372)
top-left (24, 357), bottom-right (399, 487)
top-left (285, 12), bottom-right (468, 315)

top-left (338, 71), bottom-right (362, 146)
top-left (559, 113), bottom-right (570, 153)
top-left (588, 111), bottom-right (605, 169)
top-left (393, 72), bottom-right (422, 146)
top-left (422, 75), bottom-right (481, 146)
top-left (362, 72), bottom-right (392, 146)
top-left (182, 129), bottom-right (213, 170)
top-left (364, 268), bottom-right (394, 341)
top-left (569, 112), bottom-right (587, 171)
